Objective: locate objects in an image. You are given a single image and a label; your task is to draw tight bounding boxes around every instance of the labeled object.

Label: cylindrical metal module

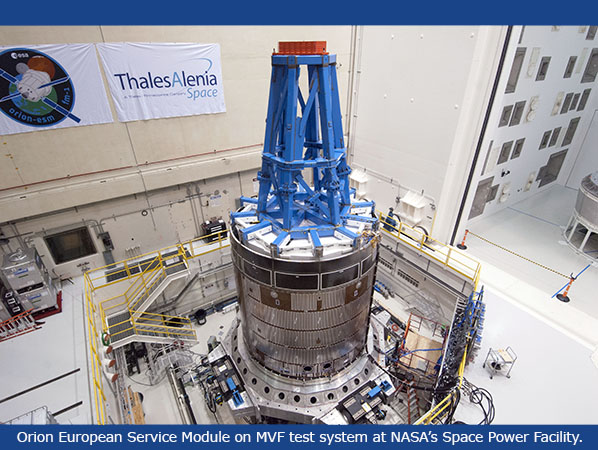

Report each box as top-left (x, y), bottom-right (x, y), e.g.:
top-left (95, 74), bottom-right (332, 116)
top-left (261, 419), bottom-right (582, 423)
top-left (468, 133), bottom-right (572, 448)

top-left (231, 229), bottom-right (378, 379)
top-left (575, 172), bottom-right (598, 228)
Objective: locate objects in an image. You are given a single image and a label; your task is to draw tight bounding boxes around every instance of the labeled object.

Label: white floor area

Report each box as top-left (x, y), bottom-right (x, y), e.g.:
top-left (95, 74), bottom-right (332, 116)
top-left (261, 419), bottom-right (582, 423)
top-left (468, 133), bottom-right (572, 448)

top-left (455, 288), bottom-right (598, 424)
top-left (464, 184), bottom-right (598, 350)
top-left (0, 276), bottom-right (91, 424)
top-left (2, 254), bottom-right (597, 424)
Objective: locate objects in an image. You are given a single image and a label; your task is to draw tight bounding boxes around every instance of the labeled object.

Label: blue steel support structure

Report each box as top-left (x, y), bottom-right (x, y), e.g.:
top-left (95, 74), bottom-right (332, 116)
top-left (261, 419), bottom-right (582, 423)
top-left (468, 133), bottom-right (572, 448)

top-left (232, 44), bottom-right (375, 252)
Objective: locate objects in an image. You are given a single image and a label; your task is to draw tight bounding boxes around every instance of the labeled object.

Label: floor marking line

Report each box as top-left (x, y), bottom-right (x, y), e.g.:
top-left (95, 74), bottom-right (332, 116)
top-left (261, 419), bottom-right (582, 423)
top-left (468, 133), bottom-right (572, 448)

top-left (551, 264), bottom-right (592, 298)
top-left (0, 368), bottom-right (81, 404)
top-left (53, 400), bottom-right (84, 417)
top-left (507, 206), bottom-right (562, 228)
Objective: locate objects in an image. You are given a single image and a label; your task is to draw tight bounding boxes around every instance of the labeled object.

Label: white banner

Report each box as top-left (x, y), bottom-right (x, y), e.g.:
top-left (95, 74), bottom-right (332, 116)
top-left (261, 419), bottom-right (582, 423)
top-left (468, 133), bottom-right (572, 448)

top-left (96, 42), bottom-right (226, 122)
top-left (0, 44), bottom-right (113, 135)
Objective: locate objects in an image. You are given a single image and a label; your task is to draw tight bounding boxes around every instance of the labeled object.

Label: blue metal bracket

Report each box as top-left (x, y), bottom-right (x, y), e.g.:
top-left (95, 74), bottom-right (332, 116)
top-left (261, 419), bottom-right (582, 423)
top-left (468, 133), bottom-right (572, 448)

top-left (240, 196), bottom-right (258, 205)
top-left (341, 214), bottom-right (378, 224)
top-left (226, 377), bottom-right (244, 407)
top-left (240, 221), bottom-right (271, 243)
top-left (367, 385), bottom-right (382, 398)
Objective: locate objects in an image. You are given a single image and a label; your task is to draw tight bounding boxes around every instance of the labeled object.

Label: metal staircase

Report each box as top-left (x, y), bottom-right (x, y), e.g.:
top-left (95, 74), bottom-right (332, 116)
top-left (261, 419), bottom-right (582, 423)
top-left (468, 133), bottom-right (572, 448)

top-left (107, 310), bottom-right (196, 348)
top-left (100, 247), bottom-right (196, 349)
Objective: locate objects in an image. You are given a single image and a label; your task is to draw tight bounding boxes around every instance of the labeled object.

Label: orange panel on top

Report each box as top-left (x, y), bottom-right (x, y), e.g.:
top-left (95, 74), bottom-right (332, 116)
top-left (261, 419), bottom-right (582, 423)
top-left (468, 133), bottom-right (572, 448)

top-left (274, 41), bottom-right (328, 55)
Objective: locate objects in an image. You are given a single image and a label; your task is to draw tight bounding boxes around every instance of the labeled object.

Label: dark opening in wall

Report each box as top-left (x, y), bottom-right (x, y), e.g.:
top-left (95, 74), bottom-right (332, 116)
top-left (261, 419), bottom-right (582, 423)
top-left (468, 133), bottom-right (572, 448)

top-left (536, 149), bottom-right (569, 188)
top-left (469, 177), bottom-right (494, 219)
top-left (549, 127), bottom-right (561, 147)
top-left (560, 93), bottom-right (573, 114)
top-left (570, 93), bottom-right (580, 111)
top-left (564, 56), bottom-right (577, 78)
top-left (487, 184), bottom-right (499, 203)
top-left (578, 89), bottom-right (591, 111)
top-left (562, 117), bottom-right (581, 146)
top-left (582, 49), bottom-right (598, 83)
top-left (509, 101), bottom-right (526, 126)
top-left (498, 141), bottom-right (513, 164)
top-left (499, 105), bottom-right (513, 127)
top-left (539, 130), bottom-right (551, 149)
top-left (511, 138), bottom-right (525, 159)
top-left (506, 48), bottom-right (526, 94)
top-left (44, 227), bottom-right (97, 265)
top-left (536, 56), bottom-right (551, 81)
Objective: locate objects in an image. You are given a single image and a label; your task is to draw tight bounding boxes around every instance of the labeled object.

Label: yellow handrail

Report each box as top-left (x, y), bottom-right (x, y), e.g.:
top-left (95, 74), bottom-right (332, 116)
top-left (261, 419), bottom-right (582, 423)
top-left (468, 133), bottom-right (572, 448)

top-left (414, 349), bottom-right (469, 425)
top-left (132, 322), bottom-right (197, 335)
top-left (378, 211), bottom-right (481, 291)
top-left (86, 229), bottom-right (229, 288)
top-left (83, 273), bottom-right (107, 425)
top-left (131, 310), bottom-right (194, 321)
top-left (86, 229), bottom-right (230, 424)
top-left (109, 325), bottom-right (196, 339)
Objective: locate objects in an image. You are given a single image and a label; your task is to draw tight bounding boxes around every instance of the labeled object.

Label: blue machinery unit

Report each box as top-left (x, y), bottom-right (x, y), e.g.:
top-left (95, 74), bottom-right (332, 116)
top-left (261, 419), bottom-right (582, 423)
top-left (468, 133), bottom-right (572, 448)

top-left (231, 42), bottom-right (377, 256)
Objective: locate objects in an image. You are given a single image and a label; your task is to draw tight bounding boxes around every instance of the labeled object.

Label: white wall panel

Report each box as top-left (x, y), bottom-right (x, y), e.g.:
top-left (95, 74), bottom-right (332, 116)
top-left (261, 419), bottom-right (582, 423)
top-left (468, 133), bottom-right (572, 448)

top-left (464, 26), bottom-right (598, 229)
top-left (0, 169), bottom-right (257, 277)
top-left (0, 26), bottom-right (353, 222)
top-left (349, 26), bottom-right (505, 241)
top-left (352, 27), bottom-right (480, 197)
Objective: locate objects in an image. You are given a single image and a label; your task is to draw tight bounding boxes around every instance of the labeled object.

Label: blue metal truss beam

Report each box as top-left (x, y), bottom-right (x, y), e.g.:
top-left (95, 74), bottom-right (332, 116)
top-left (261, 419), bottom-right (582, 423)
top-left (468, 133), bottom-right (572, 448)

top-left (351, 201), bottom-right (375, 209)
top-left (337, 226), bottom-right (359, 240)
top-left (272, 230), bottom-right (290, 249)
top-left (240, 196), bottom-right (258, 205)
top-left (250, 46), bottom-right (369, 247)
top-left (231, 210), bottom-right (257, 219)
top-left (341, 214), bottom-right (378, 224)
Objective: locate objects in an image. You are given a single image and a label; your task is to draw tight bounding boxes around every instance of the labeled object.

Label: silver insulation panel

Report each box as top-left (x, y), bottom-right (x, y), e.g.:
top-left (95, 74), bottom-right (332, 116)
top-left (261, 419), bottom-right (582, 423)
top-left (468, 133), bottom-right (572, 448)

top-left (230, 230), bottom-right (378, 379)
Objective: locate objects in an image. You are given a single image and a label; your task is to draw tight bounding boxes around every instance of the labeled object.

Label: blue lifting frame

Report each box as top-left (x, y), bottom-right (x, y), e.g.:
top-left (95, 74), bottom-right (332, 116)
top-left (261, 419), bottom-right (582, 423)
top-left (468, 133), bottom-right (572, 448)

top-left (231, 47), bottom-right (376, 253)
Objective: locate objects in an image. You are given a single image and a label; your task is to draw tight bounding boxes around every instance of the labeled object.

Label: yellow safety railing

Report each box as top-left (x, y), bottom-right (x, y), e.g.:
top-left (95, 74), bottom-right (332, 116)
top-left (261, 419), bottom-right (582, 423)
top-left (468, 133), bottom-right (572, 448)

top-left (108, 317), bottom-right (197, 341)
top-left (130, 310), bottom-right (194, 323)
top-left (377, 211), bottom-right (479, 425)
top-left (86, 231), bottom-right (229, 291)
top-left (84, 229), bottom-right (229, 424)
top-left (83, 274), bottom-right (107, 425)
top-left (414, 347), bottom-right (469, 425)
top-left (378, 212), bottom-right (481, 290)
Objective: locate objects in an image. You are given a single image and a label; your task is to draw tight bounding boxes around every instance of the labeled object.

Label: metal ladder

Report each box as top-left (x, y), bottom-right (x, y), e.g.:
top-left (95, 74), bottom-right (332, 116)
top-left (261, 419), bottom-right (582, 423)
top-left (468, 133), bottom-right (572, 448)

top-left (0, 309), bottom-right (41, 342)
top-left (406, 380), bottom-right (420, 424)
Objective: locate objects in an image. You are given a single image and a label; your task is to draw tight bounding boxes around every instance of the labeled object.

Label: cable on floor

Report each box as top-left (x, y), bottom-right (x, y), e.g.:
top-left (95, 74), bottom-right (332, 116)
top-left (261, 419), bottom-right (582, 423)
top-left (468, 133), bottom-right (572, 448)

top-left (461, 378), bottom-right (495, 425)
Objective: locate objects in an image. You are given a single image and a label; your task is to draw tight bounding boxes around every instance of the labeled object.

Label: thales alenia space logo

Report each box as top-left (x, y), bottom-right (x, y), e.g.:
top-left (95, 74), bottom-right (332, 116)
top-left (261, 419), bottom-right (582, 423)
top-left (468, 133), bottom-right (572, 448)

top-left (0, 48), bottom-right (81, 127)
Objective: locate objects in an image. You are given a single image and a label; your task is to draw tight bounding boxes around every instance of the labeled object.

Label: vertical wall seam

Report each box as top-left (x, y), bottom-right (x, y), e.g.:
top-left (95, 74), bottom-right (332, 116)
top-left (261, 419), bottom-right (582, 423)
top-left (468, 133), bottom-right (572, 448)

top-left (449, 26), bottom-right (513, 245)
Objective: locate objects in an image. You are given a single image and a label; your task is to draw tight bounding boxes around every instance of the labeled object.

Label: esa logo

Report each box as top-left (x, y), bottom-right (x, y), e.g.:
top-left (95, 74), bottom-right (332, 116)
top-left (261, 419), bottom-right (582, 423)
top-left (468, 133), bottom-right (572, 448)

top-left (0, 48), bottom-right (81, 127)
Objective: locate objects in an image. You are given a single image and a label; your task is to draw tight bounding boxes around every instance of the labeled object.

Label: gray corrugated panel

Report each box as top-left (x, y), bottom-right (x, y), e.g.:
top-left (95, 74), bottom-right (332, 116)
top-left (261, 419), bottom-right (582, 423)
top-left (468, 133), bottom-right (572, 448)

top-left (107, 311), bottom-right (130, 327)
top-left (107, 311), bottom-right (133, 342)
top-left (165, 262), bottom-right (187, 276)
top-left (110, 327), bottom-right (135, 343)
